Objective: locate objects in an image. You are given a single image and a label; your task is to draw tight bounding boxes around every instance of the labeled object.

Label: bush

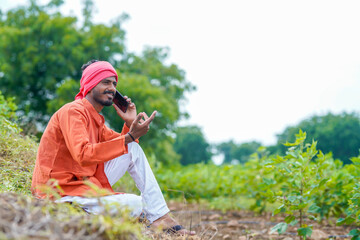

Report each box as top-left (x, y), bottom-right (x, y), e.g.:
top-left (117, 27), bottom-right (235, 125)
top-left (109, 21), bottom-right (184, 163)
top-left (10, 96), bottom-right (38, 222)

top-left (0, 91), bottom-right (38, 194)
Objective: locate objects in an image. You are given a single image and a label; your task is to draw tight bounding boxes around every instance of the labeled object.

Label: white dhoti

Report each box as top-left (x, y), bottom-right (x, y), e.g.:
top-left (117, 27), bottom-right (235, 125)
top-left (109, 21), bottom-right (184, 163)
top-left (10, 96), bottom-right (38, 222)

top-left (57, 142), bottom-right (170, 223)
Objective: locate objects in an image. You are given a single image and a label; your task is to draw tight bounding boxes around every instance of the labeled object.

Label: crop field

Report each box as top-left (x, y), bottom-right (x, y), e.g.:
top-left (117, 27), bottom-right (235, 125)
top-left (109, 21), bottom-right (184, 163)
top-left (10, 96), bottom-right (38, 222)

top-left (1, 105), bottom-right (359, 238)
top-left (115, 130), bottom-right (360, 239)
top-left (1, 98), bottom-right (360, 239)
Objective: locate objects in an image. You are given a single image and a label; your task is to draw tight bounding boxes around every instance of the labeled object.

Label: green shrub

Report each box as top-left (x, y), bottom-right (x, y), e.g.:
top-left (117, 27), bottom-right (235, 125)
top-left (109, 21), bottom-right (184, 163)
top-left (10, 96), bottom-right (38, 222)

top-left (0, 91), bottom-right (37, 194)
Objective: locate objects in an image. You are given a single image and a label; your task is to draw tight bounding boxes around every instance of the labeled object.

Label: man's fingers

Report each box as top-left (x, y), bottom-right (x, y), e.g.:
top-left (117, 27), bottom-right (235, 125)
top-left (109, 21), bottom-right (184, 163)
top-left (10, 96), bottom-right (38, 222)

top-left (113, 104), bottom-right (124, 116)
top-left (134, 113), bottom-right (143, 123)
top-left (137, 112), bottom-right (145, 123)
top-left (149, 111), bottom-right (157, 120)
top-left (113, 103), bottom-right (119, 111)
top-left (143, 112), bottom-right (149, 120)
top-left (144, 111), bottom-right (157, 125)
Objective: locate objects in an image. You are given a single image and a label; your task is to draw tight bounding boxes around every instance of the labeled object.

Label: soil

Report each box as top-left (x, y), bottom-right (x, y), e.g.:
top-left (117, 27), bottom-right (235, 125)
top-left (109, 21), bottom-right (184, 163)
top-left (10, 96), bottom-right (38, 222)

top-left (0, 193), bottom-right (355, 240)
top-left (162, 201), bottom-right (355, 240)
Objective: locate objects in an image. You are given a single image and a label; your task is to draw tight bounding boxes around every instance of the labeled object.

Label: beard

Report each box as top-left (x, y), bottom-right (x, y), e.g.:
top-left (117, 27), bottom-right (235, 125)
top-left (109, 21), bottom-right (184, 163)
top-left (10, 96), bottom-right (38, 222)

top-left (93, 89), bottom-right (114, 107)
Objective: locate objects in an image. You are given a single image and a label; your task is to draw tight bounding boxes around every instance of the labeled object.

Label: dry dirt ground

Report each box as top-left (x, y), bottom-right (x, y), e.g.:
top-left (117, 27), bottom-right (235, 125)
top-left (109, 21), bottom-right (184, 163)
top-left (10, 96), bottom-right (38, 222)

top-left (157, 201), bottom-right (355, 240)
top-left (0, 193), bottom-right (355, 240)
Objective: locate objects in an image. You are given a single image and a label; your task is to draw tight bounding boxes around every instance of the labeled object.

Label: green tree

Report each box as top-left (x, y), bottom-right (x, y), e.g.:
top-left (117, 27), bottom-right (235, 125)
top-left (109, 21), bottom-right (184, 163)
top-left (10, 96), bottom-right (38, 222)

top-left (272, 112), bottom-right (360, 164)
top-left (217, 140), bottom-right (237, 164)
top-left (173, 126), bottom-right (212, 165)
top-left (0, 0), bottom-right (126, 125)
top-left (217, 140), bottom-right (262, 164)
top-left (0, 0), bottom-right (194, 164)
top-left (0, 90), bottom-right (17, 120)
top-left (233, 141), bottom-right (262, 164)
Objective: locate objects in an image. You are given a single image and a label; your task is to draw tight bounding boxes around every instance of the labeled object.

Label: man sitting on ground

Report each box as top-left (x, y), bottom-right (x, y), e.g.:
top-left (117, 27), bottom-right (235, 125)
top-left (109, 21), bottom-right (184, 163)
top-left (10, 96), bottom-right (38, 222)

top-left (31, 60), bottom-right (195, 235)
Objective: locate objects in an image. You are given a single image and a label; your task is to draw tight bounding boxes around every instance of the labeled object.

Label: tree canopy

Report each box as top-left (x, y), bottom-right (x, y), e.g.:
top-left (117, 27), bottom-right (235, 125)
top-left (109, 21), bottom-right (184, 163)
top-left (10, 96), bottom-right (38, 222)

top-left (0, 0), bottom-right (194, 164)
top-left (173, 126), bottom-right (212, 165)
top-left (0, 1), bottom-right (126, 123)
top-left (272, 112), bottom-right (360, 164)
top-left (217, 140), bottom-right (261, 164)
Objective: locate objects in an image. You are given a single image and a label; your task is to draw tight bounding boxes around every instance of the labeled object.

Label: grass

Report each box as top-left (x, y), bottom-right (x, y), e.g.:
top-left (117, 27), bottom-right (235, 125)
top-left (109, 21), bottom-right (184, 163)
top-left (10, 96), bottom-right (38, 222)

top-left (0, 119), bottom-right (37, 194)
top-left (0, 192), bottom-right (146, 240)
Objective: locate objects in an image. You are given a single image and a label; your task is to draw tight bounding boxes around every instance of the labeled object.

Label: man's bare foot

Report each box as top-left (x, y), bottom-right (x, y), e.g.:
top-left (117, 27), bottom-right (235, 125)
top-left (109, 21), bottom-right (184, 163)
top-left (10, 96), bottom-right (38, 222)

top-left (151, 213), bottom-right (196, 235)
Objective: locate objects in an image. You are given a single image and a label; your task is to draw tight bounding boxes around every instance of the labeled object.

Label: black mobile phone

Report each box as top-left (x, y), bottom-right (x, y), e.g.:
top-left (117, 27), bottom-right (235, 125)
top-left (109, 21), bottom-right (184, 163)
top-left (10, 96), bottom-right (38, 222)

top-left (113, 90), bottom-right (128, 113)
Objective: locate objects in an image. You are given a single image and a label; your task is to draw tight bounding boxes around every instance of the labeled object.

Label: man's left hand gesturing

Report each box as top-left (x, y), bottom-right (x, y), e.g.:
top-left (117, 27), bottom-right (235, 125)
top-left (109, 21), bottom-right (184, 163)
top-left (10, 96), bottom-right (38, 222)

top-left (113, 96), bottom-right (137, 127)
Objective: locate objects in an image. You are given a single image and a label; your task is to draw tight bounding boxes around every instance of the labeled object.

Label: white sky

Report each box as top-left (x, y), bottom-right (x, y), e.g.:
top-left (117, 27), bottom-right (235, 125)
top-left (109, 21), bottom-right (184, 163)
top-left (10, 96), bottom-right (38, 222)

top-left (2, 0), bottom-right (360, 146)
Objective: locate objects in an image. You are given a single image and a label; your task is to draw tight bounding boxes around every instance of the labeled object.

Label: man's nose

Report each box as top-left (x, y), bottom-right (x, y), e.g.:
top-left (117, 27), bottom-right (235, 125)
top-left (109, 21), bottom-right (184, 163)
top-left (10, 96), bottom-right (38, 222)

top-left (109, 84), bottom-right (116, 92)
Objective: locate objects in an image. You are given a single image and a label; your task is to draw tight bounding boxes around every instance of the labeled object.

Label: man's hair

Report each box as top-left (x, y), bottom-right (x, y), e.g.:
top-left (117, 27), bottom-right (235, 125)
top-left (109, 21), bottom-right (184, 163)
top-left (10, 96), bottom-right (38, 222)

top-left (81, 59), bottom-right (99, 72)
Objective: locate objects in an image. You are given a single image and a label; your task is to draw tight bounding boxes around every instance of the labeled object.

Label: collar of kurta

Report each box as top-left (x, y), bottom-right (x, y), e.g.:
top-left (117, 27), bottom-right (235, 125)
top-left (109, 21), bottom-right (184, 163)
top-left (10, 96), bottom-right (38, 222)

top-left (82, 98), bottom-right (105, 126)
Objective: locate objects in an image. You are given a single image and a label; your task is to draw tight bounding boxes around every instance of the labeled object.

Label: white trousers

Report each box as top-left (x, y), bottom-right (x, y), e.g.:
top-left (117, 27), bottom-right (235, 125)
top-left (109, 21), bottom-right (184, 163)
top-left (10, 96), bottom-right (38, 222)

top-left (57, 142), bottom-right (170, 223)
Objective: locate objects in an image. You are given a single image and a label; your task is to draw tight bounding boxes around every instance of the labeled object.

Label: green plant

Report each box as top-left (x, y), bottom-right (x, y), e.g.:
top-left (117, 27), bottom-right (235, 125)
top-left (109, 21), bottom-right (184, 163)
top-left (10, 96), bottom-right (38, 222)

top-left (267, 130), bottom-right (337, 239)
top-left (337, 156), bottom-right (360, 240)
top-left (0, 92), bottom-right (37, 195)
top-left (242, 147), bottom-right (278, 214)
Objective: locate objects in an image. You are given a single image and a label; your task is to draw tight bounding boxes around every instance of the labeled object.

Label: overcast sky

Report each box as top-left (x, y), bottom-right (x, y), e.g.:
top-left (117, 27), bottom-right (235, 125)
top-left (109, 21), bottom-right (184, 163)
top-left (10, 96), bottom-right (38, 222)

top-left (2, 0), bottom-right (360, 146)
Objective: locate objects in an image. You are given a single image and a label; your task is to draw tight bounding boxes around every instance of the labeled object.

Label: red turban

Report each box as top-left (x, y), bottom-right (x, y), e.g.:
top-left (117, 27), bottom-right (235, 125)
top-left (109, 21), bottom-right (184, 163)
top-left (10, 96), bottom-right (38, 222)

top-left (75, 61), bottom-right (118, 100)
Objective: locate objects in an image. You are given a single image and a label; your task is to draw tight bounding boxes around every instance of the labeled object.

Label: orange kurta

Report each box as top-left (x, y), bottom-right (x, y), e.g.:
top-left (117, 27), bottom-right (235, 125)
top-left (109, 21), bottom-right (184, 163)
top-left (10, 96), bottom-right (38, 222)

top-left (32, 98), bottom-right (131, 198)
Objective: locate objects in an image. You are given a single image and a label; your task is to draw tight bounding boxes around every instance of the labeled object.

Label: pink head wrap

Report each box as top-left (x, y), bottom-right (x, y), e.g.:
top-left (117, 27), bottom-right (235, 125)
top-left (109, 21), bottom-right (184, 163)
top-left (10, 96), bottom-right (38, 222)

top-left (75, 61), bottom-right (118, 100)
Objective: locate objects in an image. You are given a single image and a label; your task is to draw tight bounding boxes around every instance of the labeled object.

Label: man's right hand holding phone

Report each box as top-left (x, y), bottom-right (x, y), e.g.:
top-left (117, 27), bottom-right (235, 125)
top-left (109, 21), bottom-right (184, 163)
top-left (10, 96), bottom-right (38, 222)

top-left (113, 95), bottom-right (137, 128)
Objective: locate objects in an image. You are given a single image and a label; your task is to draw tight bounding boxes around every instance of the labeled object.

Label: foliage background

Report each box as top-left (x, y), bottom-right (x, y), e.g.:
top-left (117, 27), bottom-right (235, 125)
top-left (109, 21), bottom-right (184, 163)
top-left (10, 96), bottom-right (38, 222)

top-left (2, 1), bottom-right (360, 166)
top-left (0, 0), bottom-right (195, 165)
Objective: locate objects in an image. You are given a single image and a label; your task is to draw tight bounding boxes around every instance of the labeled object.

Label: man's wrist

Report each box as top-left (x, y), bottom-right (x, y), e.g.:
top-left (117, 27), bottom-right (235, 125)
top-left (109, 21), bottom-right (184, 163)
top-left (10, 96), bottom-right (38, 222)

top-left (124, 133), bottom-right (133, 145)
top-left (127, 132), bottom-right (135, 141)
top-left (125, 121), bottom-right (132, 128)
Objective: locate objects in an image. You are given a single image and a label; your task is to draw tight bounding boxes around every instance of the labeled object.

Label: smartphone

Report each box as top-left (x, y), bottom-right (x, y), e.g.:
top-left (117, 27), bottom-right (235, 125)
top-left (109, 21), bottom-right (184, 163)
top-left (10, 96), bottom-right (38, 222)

top-left (113, 90), bottom-right (128, 113)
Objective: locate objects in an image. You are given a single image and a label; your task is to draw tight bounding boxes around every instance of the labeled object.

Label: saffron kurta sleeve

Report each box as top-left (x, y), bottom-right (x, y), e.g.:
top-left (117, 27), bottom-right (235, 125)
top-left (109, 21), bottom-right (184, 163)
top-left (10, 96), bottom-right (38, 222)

top-left (102, 123), bottom-right (139, 143)
top-left (58, 107), bottom-right (128, 167)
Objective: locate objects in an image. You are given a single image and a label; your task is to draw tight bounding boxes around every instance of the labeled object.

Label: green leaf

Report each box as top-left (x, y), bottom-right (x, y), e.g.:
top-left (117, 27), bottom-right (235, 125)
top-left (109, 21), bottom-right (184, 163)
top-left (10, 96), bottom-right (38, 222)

top-left (263, 178), bottom-right (276, 185)
top-left (350, 157), bottom-right (360, 165)
top-left (318, 178), bottom-right (329, 188)
top-left (290, 220), bottom-right (298, 226)
top-left (349, 229), bottom-right (360, 236)
top-left (297, 227), bottom-right (312, 237)
top-left (353, 193), bottom-right (360, 198)
top-left (264, 189), bottom-right (275, 199)
top-left (337, 217), bottom-right (355, 226)
top-left (284, 215), bottom-right (295, 224)
top-left (284, 141), bottom-right (297, 147)
top-left (308, 204), bottom-right (321, 214)
top-left (337, 218), bottom-right (345, 225)
top-left (288, 195), bottom-right (297, 203)
top-left (273, 155), bottom-right (285, 164)
top-left (270, 222), bottom-right (288, 234)
top-left (273, 208), bottom-right (282, 215)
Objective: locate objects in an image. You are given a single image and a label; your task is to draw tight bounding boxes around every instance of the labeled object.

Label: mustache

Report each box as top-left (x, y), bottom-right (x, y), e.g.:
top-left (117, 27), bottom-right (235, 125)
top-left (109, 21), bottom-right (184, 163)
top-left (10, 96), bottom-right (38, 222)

top-left (103, 91), bottom-right (115, 96)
